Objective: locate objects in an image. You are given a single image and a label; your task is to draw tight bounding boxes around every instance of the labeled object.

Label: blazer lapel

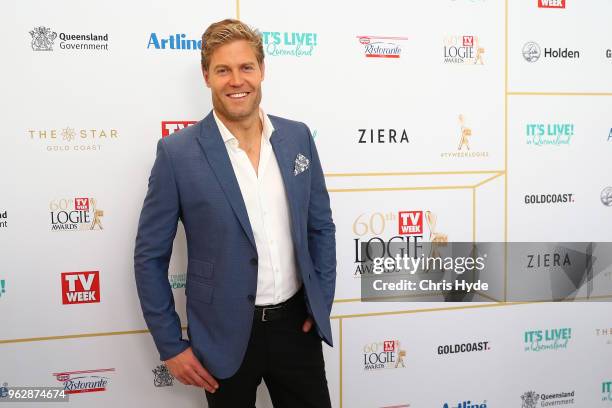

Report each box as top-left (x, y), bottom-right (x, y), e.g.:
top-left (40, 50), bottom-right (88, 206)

top-left (196, 112), bottom-right (257, 251)
top-left (270, 124), bottom-right (302, 245)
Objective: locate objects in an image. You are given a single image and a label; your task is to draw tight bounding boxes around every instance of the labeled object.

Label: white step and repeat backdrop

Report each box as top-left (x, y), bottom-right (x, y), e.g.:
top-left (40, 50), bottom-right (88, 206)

top-left (1, 0), bottom-right (612, 407)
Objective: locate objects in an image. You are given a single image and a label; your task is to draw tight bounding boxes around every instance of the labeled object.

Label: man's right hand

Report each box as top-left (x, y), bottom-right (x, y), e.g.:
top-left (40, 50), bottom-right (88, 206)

top-left (164, 347), bottom-right (219, 393)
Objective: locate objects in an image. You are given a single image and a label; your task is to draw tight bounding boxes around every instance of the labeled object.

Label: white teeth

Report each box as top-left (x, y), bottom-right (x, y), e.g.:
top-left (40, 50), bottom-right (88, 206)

top-left (228, 92), bottom-right (248, 98)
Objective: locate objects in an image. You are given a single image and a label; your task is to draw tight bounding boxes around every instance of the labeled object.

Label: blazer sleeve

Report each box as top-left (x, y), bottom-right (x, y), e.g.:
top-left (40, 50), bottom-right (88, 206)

top-left (304, 123), bottom-right (337, 316)
top-left (134, 138), bottom-right (189, 361)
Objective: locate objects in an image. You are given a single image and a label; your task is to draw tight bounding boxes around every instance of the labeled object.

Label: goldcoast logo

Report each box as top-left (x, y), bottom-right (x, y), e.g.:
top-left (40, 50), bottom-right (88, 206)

top-left (261, 31), bottom-right (317, 57)
top-left (49, 197), bottom-right (104, 232)
top-left (362, 340), bottom-right (406, 370)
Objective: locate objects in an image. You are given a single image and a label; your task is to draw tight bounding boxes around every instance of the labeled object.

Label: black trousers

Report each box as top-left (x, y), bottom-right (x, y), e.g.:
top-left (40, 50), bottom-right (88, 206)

top-left (204, 293), bottom-right (332, 408)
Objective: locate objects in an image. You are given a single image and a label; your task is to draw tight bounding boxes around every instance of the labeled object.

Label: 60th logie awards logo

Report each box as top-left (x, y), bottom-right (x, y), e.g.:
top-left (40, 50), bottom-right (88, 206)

top-left (49, 197), bottom-right (104, 231)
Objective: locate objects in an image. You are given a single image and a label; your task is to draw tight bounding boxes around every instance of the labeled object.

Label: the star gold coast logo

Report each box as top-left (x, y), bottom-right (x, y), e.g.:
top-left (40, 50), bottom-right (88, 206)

top-left (27, 127), bottom-right (119, 152)
top-left (49, 197), bottom-right (104, 232)
top-left (353, 210), bottom-right (447, 276)
top-left (441, 114), bottom-right (489, 159)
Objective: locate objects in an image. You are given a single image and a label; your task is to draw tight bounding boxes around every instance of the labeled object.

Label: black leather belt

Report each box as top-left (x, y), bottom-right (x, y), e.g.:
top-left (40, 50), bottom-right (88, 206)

top-left (254, 288), bottom-right (305, 322)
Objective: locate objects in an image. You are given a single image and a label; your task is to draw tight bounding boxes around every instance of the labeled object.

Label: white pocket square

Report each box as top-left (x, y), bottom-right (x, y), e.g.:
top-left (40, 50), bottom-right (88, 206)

top-left (294, 153), bottom-right (310, 176)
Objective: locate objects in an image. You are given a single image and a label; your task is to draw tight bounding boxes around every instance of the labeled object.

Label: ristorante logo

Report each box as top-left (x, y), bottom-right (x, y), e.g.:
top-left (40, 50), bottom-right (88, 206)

top-left (521, 390), bottom-right (575, 407)
top-left (147, 33), bottom-right (202, 50)
top-left (353, 210), bottom-right (447, 276)
top-left (53, 368), bottom-right (115, 394)
top-left (524, 193), bottom-right (574, 204)
top-left (161, 121), bottom-right (197, 137)
top-left (30, 26), bottom-right (109, 51)
top-left (61, 271), bottom-right (100, 305)
top-left (49, 197), bottom-right (104, 231)
top-left (363, 340), bottom-right (406, 370)
top-left (443, 35), bottom-right (484, 65)
top-left (522, 42), bottom-right (580, 62)
top-left (357, 129), bottom-right (409, 144)
top-left (356, 36), bottom-right (408, 58)
top-left (538, 0), bottom-right (565, 8)
top-left (441, 114), bottom-right (489, 159)
top-left (524, 328), bottom-right (572, 352)
top-left (261, 31), bottom-right (317, 57)
top-left (526, 123), bottom-right (574, 146)
top-left (437, 341), bottom-right (490, 355)
top-left (442, 400), bottom-right (487, 408)
top-left (27, 127), bottom-right (119, 153)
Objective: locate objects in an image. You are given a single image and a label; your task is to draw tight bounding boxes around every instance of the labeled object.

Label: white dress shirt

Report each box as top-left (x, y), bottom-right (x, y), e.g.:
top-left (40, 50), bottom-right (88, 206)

top-left (213, 109), bottom-right (301, 306)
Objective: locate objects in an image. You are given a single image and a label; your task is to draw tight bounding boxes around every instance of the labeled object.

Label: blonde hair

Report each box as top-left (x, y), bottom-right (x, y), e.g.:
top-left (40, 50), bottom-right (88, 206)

top-left (201, 19), bottom-right (264, 71)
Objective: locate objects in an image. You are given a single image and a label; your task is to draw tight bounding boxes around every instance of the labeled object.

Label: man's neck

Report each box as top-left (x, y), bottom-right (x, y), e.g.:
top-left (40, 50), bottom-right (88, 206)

top-left (215, 109), bottom-right (262, 146)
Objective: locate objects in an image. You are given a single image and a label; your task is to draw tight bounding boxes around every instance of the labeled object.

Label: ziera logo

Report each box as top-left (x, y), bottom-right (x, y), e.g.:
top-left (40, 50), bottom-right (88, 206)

top-left (61, 271), bottom-right (100, 304)
top-left (161, 121), bottom-right (197, 137)
top-left (538, 0), bottom-right (565, 8)
top-left (356, 36), bottom-right (408, 58)
top-left (357, 128), bottom-right (410, 144)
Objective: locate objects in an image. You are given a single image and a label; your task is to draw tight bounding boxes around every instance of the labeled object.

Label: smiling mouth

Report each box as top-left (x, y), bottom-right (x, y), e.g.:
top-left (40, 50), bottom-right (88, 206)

top-left (227, 92), bottom-right (250, 99)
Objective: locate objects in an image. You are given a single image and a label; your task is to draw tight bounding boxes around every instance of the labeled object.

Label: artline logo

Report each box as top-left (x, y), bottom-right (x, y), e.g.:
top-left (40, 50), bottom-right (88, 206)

top-left (147, 33), bottom-right (202, 50)
top-left (521, 390), bottom-right (575, 407)
top-left (602, 187), bottom-right (612, 207)
top-left (50, 197), bottom-right (104, 231)
top-left (603, 381), bottom-right (612, 402)
top-left (261, 31), bottom-right (317, 57)
top-left (437, 341), bottom-right (490, 355)
top-left (0, 279), bottom-right (6, 299)
top-left (53, 368), bottom-right (114, 394)
top-left (0, 210), bottom-right (6, 228)
top-left (27, 127), bottom-right (119, 153)
top-left (538, 0), bottom-right (565, 8)
top-left (443, 35), bottom-right (485, 65)
top-left (161, 121), bottom-right (197, 137)
top-left (169, 273), bottom-right (186, 289)
top-left (353, 210), bottom-right (447, 276)
top-left (356, 36), bottom-right (408, 58)
top-left (442, 400), bottom-right (487, 408)
top-left (363, 340), bottom-right (406, 370)
top-left (524, 328), bottom-right (572, 352)
top-left (152, 364), bottom-right (174, 387)
top-left (441, 114), bottom-right (489, 159)
top-left (526, 123), bottom-right (574, 146)
top-left (30, 26), bottom-right (109, 51)
top-left (357, 129), bottom-right (409, 144)
top-left (524, 193), bottom-right (574, 204)
top-left (522, 42), bottom-right (580, 62)
top-left (61, 271), bottom-right (100, 305)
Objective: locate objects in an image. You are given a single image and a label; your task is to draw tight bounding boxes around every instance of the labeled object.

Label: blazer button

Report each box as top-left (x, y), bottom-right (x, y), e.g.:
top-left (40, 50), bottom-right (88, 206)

top-left (250, 258), bottom-right (258, 266)
top-left (247, 294), bottom-right (255, 302)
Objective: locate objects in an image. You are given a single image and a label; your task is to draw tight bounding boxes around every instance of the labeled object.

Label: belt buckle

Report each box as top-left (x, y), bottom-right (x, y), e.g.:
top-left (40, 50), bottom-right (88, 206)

top-left (261, 305), bottom-right (281, 322)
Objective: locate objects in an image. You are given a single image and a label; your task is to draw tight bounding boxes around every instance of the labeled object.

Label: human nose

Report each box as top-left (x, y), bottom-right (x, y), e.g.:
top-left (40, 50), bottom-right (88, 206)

top-left (228, 70), bottom-right (244, 87)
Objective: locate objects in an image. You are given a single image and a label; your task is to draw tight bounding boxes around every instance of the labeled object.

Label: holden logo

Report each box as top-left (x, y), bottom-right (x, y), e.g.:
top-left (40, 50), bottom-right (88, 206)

top-left (522, 42), bottom-right (541, 62)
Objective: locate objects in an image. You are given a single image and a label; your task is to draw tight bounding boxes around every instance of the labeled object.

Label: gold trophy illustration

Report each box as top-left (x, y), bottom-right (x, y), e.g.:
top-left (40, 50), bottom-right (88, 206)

top-left (458, 114), bottom-right (472, 151)
top-left (89, 198), bottom-right (104, 230)
top-left (395, 346), bottom-right (406, 368)
top-left (474, 47), bottom-right (485, 65)
top-left (425, 211), bottom-right (448, 273)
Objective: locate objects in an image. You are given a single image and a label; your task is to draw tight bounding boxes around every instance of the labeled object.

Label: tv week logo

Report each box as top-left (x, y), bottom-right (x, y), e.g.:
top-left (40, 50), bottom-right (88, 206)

top-left (161, 121), bottom-right (196, 137)
top-left (398, 211), bottom-right (423, 235)
top-left (61, 271), bottom-right (100, 304)
top-left (538, 0), bottom-right (565, 8)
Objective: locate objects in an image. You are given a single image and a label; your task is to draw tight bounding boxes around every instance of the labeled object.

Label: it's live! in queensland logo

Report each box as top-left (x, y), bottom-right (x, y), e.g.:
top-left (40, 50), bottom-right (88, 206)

top-left (603, 381), bottom-right (612, 402)
top-left (261, 31), bottom-right (318, 57)
top-left (363, 340), bottom-right (406, 370)
top-left (49, 197), bottom-right (104, 231)
top-left (356, 36), bottom-right (408, 58)
top-left (524, 327), bottom-right (572, 352)
top-left (61, 271), bottom-right (100, 305)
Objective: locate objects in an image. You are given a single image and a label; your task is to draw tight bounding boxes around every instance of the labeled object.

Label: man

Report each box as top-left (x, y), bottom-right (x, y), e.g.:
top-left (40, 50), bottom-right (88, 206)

top-left (134, 19), bottom-right (336, 407)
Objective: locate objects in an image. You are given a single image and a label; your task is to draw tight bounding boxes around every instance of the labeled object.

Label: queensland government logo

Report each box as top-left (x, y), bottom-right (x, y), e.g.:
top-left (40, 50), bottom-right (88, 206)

top-left (522, 42), bottom-right (579, 62)
top-left (162, 121), bottom-right (197, 137)
top-left (357, 128), bottom-right (409, 144)
top-left (524, 327), bottom-right (571, 352)
top-left (363, 340), bottom-right (406, 370)
top-left (356, 36), bottom-right (408, 58)
top-left (601, 187), bottom-right (612, 207)
top-left (353, 210), bottom-right (447, 276)
top-left (53, 368), bottom-right (115, 394)
top-left (526, 123), bottom-right (574, 146)
top-left (521, 390), bottom-right (574, 407)
top-left (443, 400), bottom-right (487, 408)
top-left (262, 31), bottom-right (317, 57)
top-left (30, 26), bottom-right (109, 51)
top-left (28, 127), bottom-right (119, 153)
top-left (49, 197), bottom-right (104, 231)
top-left (152, 364), bottom-right (174, 387)
top-left (61, 271), bottom-right (100, 305)
top-left (443, 35), bottom-right (484, 65)
top-left (441, 114), bottom-right (489, 159)
top-left (147, 33), bottom-right (201, 50)
top-left (0, 210), bottom-right (6, 229)
top-left (538, 0), bottom-right (565, 8)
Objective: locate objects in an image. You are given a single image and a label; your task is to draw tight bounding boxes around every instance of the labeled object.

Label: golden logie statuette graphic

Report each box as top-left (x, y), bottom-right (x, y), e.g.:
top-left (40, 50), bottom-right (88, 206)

top-left (458, 114), bottom-right (472, 151)
top-left (425, 211), bottom-right (448, 273)
top-left (89, 198), bottom-right (104, 230)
